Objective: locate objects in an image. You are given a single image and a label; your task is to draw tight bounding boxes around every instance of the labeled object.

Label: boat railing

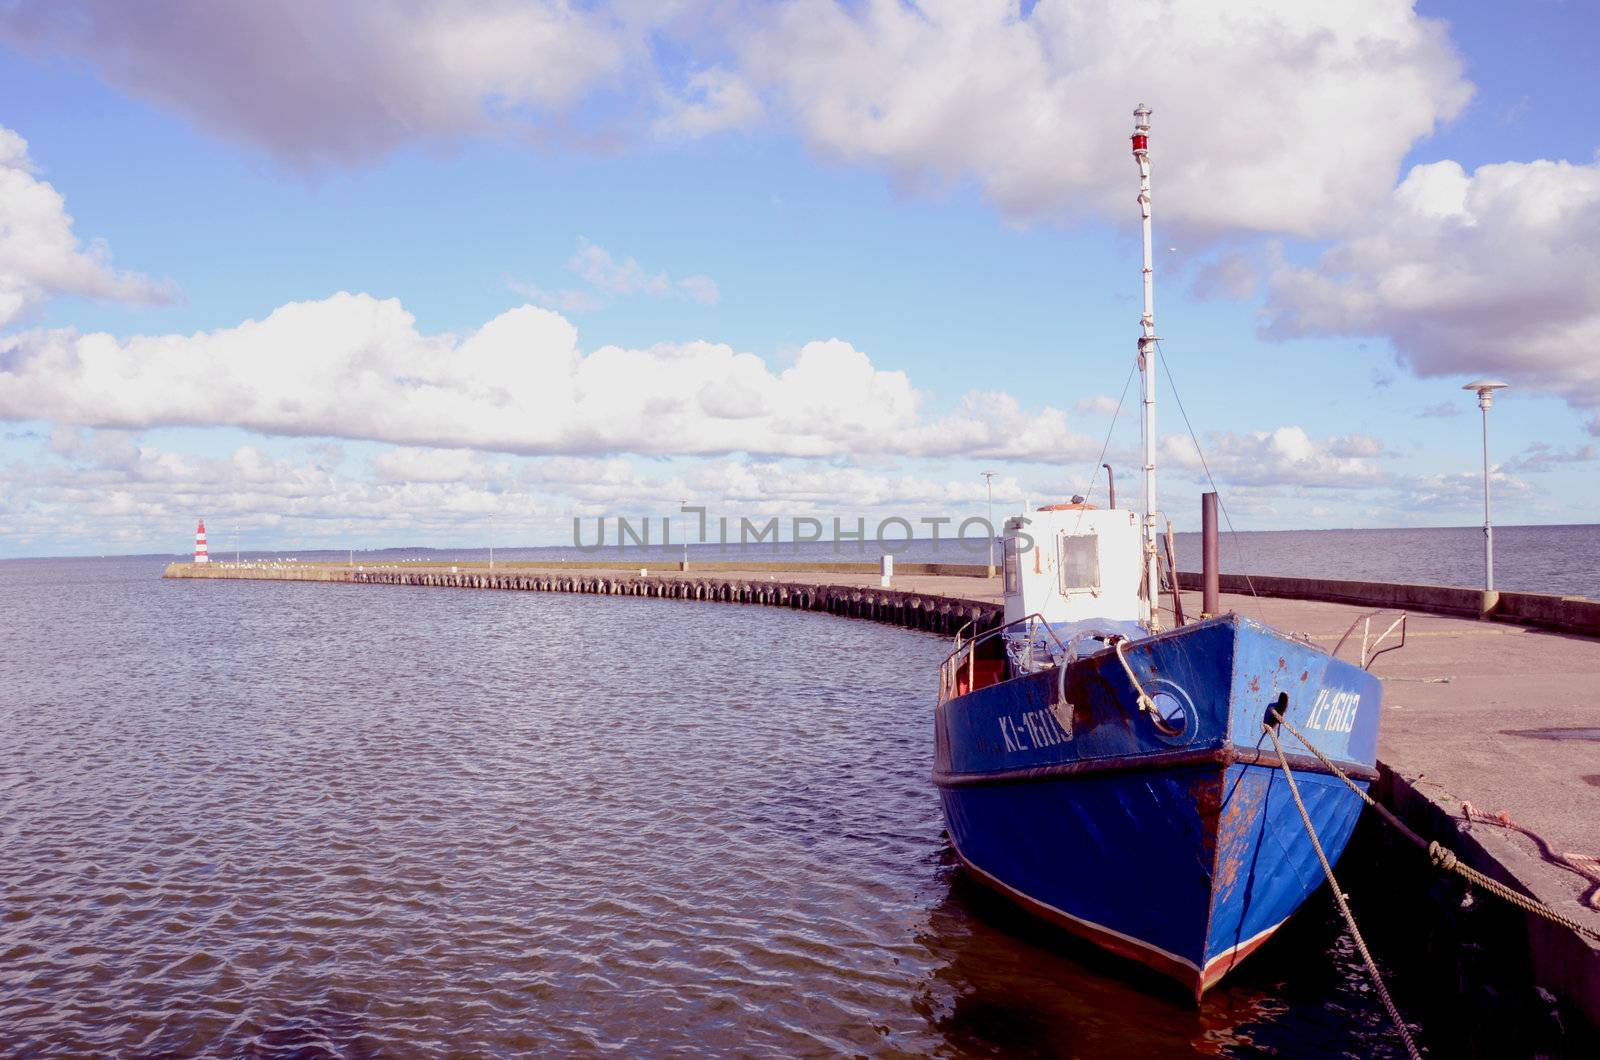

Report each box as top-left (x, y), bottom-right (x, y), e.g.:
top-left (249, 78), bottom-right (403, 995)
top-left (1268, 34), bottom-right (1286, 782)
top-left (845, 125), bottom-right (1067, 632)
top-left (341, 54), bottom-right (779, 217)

top-left (939, 613), bottom-right (1068, 704)
top-left (1330, 610), bottom-right (1408, 670)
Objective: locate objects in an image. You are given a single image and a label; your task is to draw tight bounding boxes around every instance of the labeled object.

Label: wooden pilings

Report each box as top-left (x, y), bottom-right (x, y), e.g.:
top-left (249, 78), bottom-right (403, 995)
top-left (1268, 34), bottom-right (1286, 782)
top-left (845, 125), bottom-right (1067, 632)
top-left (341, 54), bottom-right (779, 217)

top-left (164, 563), bottom-right (1002, 638)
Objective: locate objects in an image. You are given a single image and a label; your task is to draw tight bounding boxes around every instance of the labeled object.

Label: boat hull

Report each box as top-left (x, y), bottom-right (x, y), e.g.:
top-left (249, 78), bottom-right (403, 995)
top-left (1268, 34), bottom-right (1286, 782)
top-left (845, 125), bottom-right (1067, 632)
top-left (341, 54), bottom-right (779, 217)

top-left (934, 615), bottom-right (1380, 996)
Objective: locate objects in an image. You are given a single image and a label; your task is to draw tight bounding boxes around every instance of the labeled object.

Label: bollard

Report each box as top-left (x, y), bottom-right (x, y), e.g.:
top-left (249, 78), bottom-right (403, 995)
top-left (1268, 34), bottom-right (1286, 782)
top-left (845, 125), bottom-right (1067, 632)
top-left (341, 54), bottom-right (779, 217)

top-left (1201, 491), bottom-right (1219, 617)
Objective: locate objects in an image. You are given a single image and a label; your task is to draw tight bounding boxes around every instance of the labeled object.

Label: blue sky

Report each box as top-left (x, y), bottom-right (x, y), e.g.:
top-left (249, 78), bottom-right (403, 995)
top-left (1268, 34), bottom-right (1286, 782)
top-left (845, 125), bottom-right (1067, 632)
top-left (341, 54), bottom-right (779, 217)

top-left (1, 0), bottom-right (1597, 557)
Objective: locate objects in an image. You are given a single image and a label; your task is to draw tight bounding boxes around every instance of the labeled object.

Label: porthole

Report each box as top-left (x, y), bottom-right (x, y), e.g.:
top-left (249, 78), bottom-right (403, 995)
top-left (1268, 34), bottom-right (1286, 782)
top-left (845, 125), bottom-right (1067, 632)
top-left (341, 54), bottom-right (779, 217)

top-left (1140, 678), bottom-right (1198, 743)
top-left (1149, 691), bottom-right (1187, 735)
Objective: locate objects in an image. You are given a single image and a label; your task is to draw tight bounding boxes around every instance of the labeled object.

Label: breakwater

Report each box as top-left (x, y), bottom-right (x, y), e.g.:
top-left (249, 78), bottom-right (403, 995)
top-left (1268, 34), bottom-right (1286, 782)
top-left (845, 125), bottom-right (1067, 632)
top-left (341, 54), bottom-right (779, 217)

top-left (164, 561), bottom-right (1600, 640)
top-left (162, 561), bottom-right (1003, 638)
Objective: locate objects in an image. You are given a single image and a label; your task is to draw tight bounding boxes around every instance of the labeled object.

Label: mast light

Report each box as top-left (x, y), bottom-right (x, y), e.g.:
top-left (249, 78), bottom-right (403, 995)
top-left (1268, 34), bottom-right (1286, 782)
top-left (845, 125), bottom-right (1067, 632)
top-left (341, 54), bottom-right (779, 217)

top-left (1131, 103), bottom-right (1151, 156)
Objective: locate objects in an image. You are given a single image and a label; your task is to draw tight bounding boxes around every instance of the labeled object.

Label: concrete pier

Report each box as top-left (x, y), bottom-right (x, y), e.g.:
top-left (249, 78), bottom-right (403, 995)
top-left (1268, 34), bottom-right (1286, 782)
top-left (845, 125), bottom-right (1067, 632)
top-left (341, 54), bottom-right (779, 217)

top-left (163, 558), bottom-right (1599, 1025)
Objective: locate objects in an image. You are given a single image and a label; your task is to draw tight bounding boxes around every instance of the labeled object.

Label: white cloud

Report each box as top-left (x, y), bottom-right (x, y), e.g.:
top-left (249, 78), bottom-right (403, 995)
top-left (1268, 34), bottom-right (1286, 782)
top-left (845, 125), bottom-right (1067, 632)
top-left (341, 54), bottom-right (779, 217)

top-left (1143, 425), bottom-right (1558, 523)
top-left (512, 239), bottom-right (720, 310)
top-left (0, 293), bottom-right (1097, 462)
top-left (1160, 426), bottom-right (1390, 489)
top-left (1, 436), bottom-right (532, 553)
top-left (567, 238), bottom-right (672, 296)
top-left (1503, 442), bottom-right (1597, 474)
top-left (676, 274), bottom-right (720, 305)
top-left (0, 123), bottom-right (1090, 475)
top-left (0, 428), bottom-right (1049, 555)
top-left (0, 124), bottom-right (172, 327)
top-left (654, 66), bottom-right (765, 138)
top-left (1191, 251), bottom-right (1259, 301)
top-left (1265, 157), bottom-right (1600, 433)
top-left (372, 446), bottom-right (491, 483)
top-left (567, 239), bottom-right (721, 306)
top-left (504, 279), bottom-right (608, 314)
top-left (1326, 434), bottom-right (1386, 459)
top-left (898, 390), bottom-right (1098, 463)
top-left (683, 459), bottom-right (1026, 510)
top-left (1073, 394), bottom-right (1120, 416)
top-left (2, 2), bottom-right (1471, 243)
top-left (0, 1), bottom-right (633, 167)
top-left (730, 0), bottom-right (1471, 236)
top-left (1408, 467), bottom-right (1534, 510)
top-left (3, 415), bottom-right (1568, 556)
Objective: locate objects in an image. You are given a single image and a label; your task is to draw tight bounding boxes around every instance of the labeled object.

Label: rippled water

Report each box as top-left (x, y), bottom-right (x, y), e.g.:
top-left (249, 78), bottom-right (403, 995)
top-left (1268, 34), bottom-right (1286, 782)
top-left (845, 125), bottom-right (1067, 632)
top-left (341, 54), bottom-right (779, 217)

top-left (0, 557), bottom-right (1515, 1056)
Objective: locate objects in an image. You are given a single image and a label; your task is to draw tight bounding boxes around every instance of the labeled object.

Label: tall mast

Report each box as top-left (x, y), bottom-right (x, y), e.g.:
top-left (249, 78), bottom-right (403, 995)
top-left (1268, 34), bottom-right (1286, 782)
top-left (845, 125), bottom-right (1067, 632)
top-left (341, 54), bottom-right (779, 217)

top-left (1132, 104), bottom-right (1160, 632)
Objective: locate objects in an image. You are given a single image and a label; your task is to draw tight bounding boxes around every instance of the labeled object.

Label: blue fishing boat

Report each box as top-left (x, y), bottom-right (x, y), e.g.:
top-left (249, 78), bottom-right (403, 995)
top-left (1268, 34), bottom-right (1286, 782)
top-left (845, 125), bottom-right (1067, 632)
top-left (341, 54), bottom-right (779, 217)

top-left (933, 106), bottom-right (1387, 997)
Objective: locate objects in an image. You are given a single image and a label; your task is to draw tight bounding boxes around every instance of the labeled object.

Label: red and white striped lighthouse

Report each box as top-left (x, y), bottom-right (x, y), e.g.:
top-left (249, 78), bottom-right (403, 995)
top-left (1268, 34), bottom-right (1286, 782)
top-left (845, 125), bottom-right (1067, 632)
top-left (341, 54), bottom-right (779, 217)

top-left (194, 519), bottom-right (209, 564)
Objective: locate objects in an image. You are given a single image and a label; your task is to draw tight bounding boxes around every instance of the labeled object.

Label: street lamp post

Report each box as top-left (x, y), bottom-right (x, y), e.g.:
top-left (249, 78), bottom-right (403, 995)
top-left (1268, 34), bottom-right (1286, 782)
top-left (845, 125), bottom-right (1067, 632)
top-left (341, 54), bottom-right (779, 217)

top-left (982, 471), bottom-right (997, 577)
top-left (1463, 379), bottom-right (1508, 611)
top-left (489, 512), bottom-right (495, 570)
top-left (680, 498), bottom-right (689, 571)
top-left (345, 520), bottom-right (353, 567)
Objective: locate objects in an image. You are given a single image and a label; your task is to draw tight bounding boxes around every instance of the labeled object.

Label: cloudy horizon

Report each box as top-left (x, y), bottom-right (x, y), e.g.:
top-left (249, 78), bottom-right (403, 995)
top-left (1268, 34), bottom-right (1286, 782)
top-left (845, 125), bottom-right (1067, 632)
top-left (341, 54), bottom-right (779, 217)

top-left (2, 0), bottom-right (1597, 558)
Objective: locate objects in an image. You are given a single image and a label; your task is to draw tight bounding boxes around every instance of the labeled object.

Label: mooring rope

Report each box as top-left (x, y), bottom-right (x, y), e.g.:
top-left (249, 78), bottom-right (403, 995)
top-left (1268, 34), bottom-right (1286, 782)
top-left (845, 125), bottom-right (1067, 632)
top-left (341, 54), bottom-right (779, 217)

top-left (1112, 637), bottom-right (1184, 737)
top-left (1264, 720), bottom-right (1422, 1060)
top-left (1268, 707), bottom-right (1600, 945)
top-left (1112, 638), bottom-right (1157, 716)
top-left (1459, 802), bottom-right (1600, 911)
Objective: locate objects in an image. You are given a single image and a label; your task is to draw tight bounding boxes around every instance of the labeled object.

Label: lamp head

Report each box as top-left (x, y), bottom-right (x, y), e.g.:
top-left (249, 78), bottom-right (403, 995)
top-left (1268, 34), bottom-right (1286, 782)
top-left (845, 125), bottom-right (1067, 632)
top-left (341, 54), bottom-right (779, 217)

top-left (1462, 379), bottom-right (1508, 410)
top-left (1131, 104), bottom-right (1151, 159)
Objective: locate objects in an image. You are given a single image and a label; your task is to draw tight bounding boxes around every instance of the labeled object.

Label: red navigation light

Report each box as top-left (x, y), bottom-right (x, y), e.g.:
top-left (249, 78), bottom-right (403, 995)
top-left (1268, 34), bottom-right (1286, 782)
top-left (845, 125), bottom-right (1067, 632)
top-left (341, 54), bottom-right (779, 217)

top-left (1131, 133), bottom-right (1148, 153)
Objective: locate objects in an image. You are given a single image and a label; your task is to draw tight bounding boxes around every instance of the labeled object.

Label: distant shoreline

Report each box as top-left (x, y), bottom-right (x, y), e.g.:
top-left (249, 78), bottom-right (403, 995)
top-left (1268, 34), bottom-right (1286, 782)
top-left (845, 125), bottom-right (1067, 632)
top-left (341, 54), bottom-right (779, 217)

top-left (5, 521), bottom-right (1600, 564)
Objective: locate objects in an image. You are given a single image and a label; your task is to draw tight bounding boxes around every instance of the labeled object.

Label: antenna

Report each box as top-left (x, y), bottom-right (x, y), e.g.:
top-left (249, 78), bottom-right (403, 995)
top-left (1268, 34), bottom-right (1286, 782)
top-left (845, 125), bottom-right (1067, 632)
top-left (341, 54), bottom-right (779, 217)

top-left (1132, 103), bottom-right (1160, 631)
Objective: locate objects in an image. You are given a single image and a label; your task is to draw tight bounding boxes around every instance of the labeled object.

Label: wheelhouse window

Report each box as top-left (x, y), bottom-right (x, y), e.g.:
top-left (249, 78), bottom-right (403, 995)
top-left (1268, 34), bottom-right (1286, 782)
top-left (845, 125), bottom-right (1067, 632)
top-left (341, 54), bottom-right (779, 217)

top-left (1059, 534), bottom-right (1100, 592)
